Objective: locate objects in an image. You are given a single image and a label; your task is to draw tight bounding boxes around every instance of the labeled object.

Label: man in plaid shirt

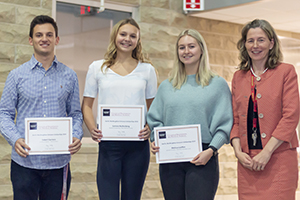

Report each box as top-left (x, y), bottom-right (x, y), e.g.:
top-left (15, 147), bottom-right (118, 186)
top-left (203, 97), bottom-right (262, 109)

top-left (0, 15), bottom-right (83, 200)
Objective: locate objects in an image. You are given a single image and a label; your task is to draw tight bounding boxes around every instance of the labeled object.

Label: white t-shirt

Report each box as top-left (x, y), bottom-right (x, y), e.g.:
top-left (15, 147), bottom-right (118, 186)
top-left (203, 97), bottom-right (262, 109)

top-left (83, 59), bottom-right (157, 123)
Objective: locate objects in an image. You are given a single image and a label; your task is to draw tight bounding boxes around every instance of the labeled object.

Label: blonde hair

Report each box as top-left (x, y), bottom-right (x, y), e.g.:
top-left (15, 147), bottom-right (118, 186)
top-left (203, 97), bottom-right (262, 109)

top-left (237, 19), bottom-right (283, 70)
top-left (101, 18), bottom-right (150, 71)
top-left (169, 29), bottom-right (215, 89)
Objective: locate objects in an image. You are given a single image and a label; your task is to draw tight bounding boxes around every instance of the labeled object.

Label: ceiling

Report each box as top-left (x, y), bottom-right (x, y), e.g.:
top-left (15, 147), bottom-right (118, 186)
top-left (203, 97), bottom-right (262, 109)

top-left (189, 0), bottom-right (300, 33)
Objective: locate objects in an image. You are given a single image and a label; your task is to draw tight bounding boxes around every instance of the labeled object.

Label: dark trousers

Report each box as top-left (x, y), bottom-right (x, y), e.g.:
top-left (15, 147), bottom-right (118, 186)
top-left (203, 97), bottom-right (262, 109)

top-left (97, 140), bottom-right (150, 200)
top-left (159, 144), bottom-right (219, 200)
top-left (10, 160), bottom-right (71, 200)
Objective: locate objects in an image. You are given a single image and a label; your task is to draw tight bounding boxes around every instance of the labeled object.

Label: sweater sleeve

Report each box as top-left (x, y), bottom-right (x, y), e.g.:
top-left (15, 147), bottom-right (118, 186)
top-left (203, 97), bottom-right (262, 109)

top-left (209, 77), bottom-right (233, 149)
top-left (147, 81), bottom-right (166, 142)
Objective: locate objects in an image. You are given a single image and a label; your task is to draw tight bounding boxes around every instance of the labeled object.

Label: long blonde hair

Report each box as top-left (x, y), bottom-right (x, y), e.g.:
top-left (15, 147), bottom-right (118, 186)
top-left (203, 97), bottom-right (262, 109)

top-left (101, 18), bottom-right (150, 71)
top-left (169, 29), bottom-right (215, 89)
top-left (237, 19), bottom-right (282, 70)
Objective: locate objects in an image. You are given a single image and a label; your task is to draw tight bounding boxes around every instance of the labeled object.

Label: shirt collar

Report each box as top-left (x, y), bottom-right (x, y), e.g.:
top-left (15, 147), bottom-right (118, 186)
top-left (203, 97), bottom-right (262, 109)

top-left (29, 54), bottom-right (58, 70)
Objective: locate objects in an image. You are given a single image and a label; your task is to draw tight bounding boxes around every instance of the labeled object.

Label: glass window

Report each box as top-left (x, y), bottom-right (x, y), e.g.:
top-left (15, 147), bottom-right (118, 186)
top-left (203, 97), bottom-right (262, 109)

top-left (56, 2), bottom-right (131, 137)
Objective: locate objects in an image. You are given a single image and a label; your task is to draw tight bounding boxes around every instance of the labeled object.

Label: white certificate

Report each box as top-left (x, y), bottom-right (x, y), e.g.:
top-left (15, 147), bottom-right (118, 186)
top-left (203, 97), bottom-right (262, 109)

top-left (98, 105), bottom-right (145, 141)
top-left (154, 124), bottom-right (202, 164)
top-left (25, 117), bottom-right (72, 155)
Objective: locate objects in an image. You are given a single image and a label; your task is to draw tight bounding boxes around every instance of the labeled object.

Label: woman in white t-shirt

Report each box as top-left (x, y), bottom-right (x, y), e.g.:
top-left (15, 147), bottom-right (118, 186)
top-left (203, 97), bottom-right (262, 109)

top-left (82, 18), bottom-right (157, 200)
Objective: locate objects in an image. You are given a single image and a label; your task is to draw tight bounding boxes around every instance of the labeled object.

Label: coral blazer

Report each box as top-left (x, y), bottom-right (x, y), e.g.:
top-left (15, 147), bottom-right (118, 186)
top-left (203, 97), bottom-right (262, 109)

top-left (230, 63), bottom-right (299, 153)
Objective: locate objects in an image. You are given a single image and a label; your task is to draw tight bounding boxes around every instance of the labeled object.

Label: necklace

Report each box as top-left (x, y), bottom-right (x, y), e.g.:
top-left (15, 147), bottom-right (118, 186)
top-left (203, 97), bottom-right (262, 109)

top-left (250, 67), bottom-right (268, 81)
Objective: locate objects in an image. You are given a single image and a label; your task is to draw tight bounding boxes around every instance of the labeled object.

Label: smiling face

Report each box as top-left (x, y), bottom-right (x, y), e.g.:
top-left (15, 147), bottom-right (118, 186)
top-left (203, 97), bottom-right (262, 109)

top-left (115, 23), bottom-right (139, 54)
top-left (245, 27), bottom-right (274, 65)
top-left (178, 35), bottom-right (202, 71)
top-left (29, 23), bottom-right (59, 58)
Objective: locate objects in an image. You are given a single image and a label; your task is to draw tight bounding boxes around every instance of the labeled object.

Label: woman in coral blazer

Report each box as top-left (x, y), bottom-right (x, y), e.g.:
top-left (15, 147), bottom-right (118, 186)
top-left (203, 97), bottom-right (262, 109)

top-left (231, 19), bottom-right (299, 200)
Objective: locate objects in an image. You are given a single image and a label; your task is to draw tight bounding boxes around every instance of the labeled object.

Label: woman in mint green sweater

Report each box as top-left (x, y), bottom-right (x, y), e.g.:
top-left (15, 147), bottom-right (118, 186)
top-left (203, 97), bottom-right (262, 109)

top-left (147, 29), bottom-right (233, 200)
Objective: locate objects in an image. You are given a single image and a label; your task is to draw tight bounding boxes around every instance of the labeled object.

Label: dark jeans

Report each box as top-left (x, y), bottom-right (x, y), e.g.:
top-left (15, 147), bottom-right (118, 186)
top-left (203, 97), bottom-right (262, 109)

top-left (10, 160), bottom-right (71, 200)
top-left (97, 140), bottom-right (150, 200)
top-left (159, 144), bottom-right (219, 200)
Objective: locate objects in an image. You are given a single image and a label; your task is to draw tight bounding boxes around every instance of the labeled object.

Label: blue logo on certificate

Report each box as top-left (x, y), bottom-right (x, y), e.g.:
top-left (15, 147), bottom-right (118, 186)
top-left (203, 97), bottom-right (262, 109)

top-left (103, 109), bottom-right (110, 116)
top-left (30, 122), bottom-right (37, 130)
top-left (159, 131), bottom-right (166, 139)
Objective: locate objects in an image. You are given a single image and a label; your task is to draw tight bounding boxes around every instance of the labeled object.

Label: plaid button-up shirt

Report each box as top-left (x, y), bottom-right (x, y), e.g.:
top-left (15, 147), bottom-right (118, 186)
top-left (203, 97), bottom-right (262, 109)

top-left (0, 55), bottom-right (83, 169)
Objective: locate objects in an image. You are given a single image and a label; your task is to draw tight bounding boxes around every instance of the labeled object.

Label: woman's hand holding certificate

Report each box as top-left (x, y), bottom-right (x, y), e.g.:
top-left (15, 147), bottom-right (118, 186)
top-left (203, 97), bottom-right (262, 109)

top-left (190, 148), bottom-right (214, 166)
top-left (138, 124), bottom-right (150, 140)
top-left (90, 127), bottom-right (103, 142)
top-left (153, 124), bottom-right (203, 164)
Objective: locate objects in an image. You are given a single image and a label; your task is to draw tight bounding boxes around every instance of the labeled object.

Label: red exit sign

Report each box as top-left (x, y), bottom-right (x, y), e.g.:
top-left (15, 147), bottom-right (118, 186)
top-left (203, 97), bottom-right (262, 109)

top-left (184, 0), bottom-right (204, 11)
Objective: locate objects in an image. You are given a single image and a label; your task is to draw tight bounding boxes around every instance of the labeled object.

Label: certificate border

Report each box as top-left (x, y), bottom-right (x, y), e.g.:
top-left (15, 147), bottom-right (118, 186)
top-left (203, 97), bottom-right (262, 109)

top-left (25, 117), bottom-right (72, 154)
top-left (154, 124), bottom-right (202, 163)
top-left (98, 105), bottom-right (144, 141)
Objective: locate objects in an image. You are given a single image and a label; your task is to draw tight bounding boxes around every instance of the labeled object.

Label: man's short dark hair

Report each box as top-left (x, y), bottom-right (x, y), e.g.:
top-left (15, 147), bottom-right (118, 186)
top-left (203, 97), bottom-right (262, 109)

top-left (29, 15), bottom-right (58, 38)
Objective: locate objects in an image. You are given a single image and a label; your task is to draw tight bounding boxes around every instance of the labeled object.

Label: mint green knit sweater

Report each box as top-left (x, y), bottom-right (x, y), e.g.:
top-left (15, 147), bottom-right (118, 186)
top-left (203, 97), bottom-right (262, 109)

top-left (147, 74), bottom-right (233, 150)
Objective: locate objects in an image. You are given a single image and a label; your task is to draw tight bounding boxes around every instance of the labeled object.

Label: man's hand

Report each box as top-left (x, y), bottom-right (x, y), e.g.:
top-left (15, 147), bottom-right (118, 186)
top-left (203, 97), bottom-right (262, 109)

top-left (68, 137), bottom-right (82, 155)
top-left (15, 138), bottom-right (30, 158)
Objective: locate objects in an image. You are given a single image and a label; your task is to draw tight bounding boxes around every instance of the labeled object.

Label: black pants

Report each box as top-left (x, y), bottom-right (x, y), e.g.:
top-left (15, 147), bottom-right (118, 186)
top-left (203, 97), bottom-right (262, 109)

top-left (159, 144), bottom-right (219, 200)
top-left (97, 140), bottom-right (150, 200)
top-left (11, 160), bottom-right (71, 200)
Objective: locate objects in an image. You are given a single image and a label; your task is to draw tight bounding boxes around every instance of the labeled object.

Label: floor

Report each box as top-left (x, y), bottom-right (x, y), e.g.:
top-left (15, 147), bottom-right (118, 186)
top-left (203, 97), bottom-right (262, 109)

top-left (214, 191), bottom-right (300, 200)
